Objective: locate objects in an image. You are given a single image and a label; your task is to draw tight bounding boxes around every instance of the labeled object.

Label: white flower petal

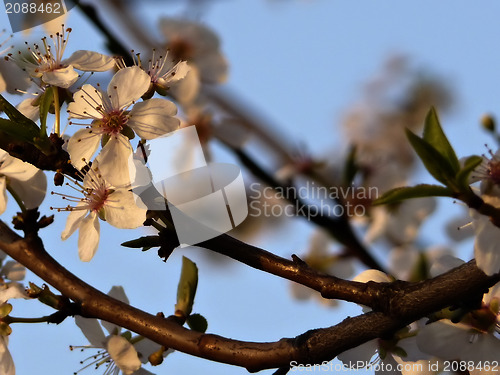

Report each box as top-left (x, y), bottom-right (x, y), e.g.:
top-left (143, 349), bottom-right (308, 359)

top-left (0, 283), bottom-right (27, 304)
top-left (104, 190), bottom-right (147, 229)
top-left (101, 286), bottom-right (129, 335)
top-left (65, 50), bottom-right (116, 72)
top-left (107, 335), bottom-right (141, 375)
top-left (67, 128), bottom-right (101, 170)
top-left (61, 204), bottom-right (88, 241)
top-left (1, 261), bottom-right (25, 281)
top-left (337, 339), bottom-right (378, 367)
top-left (365, 206), bottom-right (389, 243)
top-left (429, 254), bottom-right (465, 277)
top-left (396, 335), bottom-right (431, 362)
top-left (196, 51), bottom-right (228, 83)
top-left (42, 66), bottom-right (79, 88)
top-left (460, 332), bottom-right (500, 362)
top-left (353, 269), bottom-right (392, 283)
top-left (96, 135), bottom-right (133, 187)
top-left (75, 316), bottom-right (107, 347)
top-left (16, 98), bottom-right (39, 121)
top-left (109, 67), bottom-right (150, 109)
top-left (169, 66), bottom-right (200, 104)
top-left (68, 84), bottom-right (104, 120)
top-left (389, 246), bottom-right (419, 281)
top-left (0, 58), bottom-right (30, 94)
top-left (107, 286), bottom-right (130, 304)
top-left (416, 321), bottom-right (469, 359)
top-left (0, 151), bottom-right (39, 181)
top-left (78, 212), bottom-right (100, 262)
top-left (128, 98), bottom-right (179, 139)
top-left (471, 211), bottom-right (500, 276)
top-left (8, 169), bottom-right (47, 209)
top-left (0, 336), bottom-right (15, 375)
top-left (0, 177), bottom-right (7, 215)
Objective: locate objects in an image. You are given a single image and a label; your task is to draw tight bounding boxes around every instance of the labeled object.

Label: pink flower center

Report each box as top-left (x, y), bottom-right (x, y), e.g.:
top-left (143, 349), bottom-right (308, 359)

top-left (488, 159), bottom-right (500, 185)
top-left (99, 110), bottom-right (128, 135)
top-left (86, 184), bottom-right (110, 213)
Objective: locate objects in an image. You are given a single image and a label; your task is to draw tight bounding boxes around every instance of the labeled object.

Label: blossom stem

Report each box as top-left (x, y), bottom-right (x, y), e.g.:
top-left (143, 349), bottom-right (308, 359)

top-left (4, 315), bottom-right (54, 324)
top-left (6, 184), bottom-right (26, 213)
top-left (53, 87), bottom-right (61, 135)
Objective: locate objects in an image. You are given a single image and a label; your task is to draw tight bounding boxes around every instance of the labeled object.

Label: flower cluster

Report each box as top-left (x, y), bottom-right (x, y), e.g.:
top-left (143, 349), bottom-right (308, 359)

top-left (57, 162), bottom-right (147, 261)
top-left (8, 26), bottom-right (115, 89)
top-left (0, 149), bottom-right (46, 215)
top-left (72, 287), bottom-right (167, 375)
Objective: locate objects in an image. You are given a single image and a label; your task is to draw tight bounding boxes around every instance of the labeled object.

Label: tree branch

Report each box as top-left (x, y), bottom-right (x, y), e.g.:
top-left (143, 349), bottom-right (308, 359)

top-left (0, 220), bottom-right (498, 372)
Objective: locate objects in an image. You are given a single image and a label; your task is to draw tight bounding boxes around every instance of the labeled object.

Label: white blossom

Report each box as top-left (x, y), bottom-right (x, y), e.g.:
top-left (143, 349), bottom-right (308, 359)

top-left (8, 26), bottom-right (115, 88)
top-left (117, 50), bottom-right (190, 98)
top-left (417, 283), bottom-right (500, 365)
top-left (365, 197), bottom-right (436, 245)
top-left (67, 66), bottom-right (179, 186)
top-left (469, 194), bottom-right (500, 276)
top-left (159, 18), bottom-right (228, 84)
top-left (338, 270), bottom-right (429, 373)
top-left (0, 30), bottom-right (30, 94)
top-left (57, 162), bottom-right (146, 261)
top-left (0, 149), bottom-right (47, 214)
top-left (73, 287), bottom-right (158, 375)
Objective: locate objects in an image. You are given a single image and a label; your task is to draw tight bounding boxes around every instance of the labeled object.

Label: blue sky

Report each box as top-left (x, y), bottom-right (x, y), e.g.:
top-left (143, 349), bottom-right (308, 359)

top-left (1, 1), bottom-right (500, 374)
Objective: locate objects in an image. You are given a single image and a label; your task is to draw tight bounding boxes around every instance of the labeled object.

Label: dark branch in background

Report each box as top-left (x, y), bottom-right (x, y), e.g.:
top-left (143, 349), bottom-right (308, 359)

top-left (199, 233), bottom-right (387, 308)
top-left (0, 220), bottom-right (498, 372)
top-left (231, 148), bottom-right (383, 271)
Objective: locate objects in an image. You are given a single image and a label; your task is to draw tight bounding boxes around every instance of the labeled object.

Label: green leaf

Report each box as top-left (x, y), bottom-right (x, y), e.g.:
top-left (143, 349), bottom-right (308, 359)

top-left (175, 256), bottom-right (198, 318)
top-left (0, 94), bottom-right (53, 154)
top-left (186, 313), bottom-right (208, 333)
top-left (121, 236), bottom-right (161, 249)
top-left (0, 94), bottom-right (35, 125)
top-left (456, 155), bottom-right (483, 190)
top-left (0, 118), bottom-right (38, 142)
top-left (373, 184), bottom-right (453, 206)
top-left (422, 107), bottom-right (460, 173)
top-left (39, 87), bottom-right (54, 136)
top-left (342, 145), bottom-right (358, 186)
top-left (406, 129), bottom-right (455, 186)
